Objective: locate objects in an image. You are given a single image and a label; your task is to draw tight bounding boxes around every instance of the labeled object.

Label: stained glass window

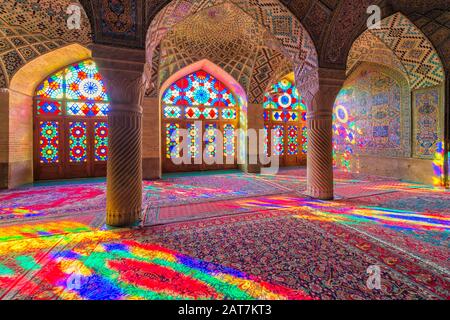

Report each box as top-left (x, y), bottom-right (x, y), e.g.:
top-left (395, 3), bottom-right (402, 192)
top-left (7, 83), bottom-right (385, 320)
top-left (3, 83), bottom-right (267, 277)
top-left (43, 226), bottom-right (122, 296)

top-left (162, 70), bottom-right (238, 168)
top-left (164, 106), bottom-right (182, 119)
top-left (287, 126), bottom-right (299, 156)
top-left (263, 78), bottom-right (308, 162)
top-left (94, 122), bottom-right (108, 162)
top-left (263, 79), bottom-right (305, 112)
top-left (163, 70), bottom-right (236, 108)
top-left (35, 59), bottom-right (109, 117)
top-left (39, 121), bottom-right (59, 164)
top-left (166, 123), bottom-right (180, 159)
top-left (204, 124), bottom-right (217, 158)
top-left (36, 71), bottom-right (64, 100)
top-left (34, 59), bottom-right (109, 179)
top-left (272, 125), bottom-right (284, 156)
top-left (67, 102), bottom-right (109, 117)
top-left (185, 107), bottom-right (219, 120)
top-left (69, 122), bottom-right (87, 163)
top-left (264, 125), bottom-right (269, 157)
top-left (36, 100), bottom-right (62, 115)
top-left (302, 126), bottom-right (308, 154)
top-left (224, 124), bottom-right (236, 157)
top-left (65, 60), bottom-right (109, 101)
top-left (187, 123), bottom-right (201, 159)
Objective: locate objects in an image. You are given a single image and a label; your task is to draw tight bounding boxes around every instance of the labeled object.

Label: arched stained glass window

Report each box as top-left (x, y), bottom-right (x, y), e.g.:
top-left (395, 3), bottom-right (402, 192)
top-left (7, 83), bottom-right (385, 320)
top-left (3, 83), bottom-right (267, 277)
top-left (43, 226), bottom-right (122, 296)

top-left (263, 79), bottom-right (308, 166)
top-left (161, 70), bottom-right (238, 172)
top-left (34, 59), bottom-right (109, 180)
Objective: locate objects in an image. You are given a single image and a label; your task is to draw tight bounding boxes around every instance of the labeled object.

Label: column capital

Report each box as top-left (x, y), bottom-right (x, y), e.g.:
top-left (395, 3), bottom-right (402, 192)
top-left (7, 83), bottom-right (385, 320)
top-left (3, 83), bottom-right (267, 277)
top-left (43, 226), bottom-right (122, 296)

top-left (317, 67), bottom-right (346, 87)
top-left (89, 44), bottom-right (146, 107)
top-left (310, 68), bottom-right (347, 113)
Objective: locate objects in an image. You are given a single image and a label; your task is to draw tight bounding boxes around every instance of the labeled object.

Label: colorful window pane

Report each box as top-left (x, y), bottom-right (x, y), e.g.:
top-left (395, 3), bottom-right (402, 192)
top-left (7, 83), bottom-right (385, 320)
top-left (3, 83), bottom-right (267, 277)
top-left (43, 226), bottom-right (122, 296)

top-left (68, 122), bottom-right (87, 163)
top-left (94, 122), bottom-right (108, 162)
top-left (272, 110), bottom-right (299, 123)
top-left (185, 107), bottom-right (218, 120)
top-left (204, 124), bottom-right (217, 158)
top-left (264, 125), bottom-right (269, 157)
top-left (36, 71), bottom-right (64, 99)
top-left (272, 126), bottom-right (284, 156)
top-left (163, 106), bottom-right (182, 119)
top-left (36, 100), bottom-right (62, 115)
top-left (65, 60), bottom-right (109, 101)
top-left (166, 123), bottom-right (180, 159)
top-left (67, 102), bottom-right (109, 117)
top-left (263, 79), bottom-right (305, 111)
top-left (224, 124), bottom-right (235, 157)
top-left (287, 126), bottom-right (299, 155)
top-left (302, 126), bottom-right (308, 154)
top-left (187, 123), bottom-right (201, 159)
top-left (263, 77), bottom-right (308, 163)
top-left (222, 108), bottom-right (237, 120)
top-left (163, 70), bottom-right (236, 107)
top-left (39, 121), bottom-right (59, 164)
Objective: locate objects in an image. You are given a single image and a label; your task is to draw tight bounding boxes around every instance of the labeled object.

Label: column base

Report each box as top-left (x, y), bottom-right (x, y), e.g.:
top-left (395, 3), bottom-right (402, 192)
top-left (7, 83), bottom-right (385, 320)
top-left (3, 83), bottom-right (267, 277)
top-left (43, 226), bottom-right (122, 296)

top-left (106, 208), bottom-right (142, 227)
top-left (307, 185), bottom-right (334, 200)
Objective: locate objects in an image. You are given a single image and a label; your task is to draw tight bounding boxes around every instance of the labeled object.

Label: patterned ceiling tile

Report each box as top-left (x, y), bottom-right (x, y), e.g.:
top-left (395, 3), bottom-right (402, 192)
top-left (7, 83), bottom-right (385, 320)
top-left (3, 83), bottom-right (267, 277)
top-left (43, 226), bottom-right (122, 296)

top-left (146, 0), bottom-right (318, 96)
top-left (0, 1), bottom-right (92, 87)
top-left (370, 12), bottom-right (445, 88)
top-left (157, 3), bottom-right (269, 92)
top-left (347, 31), bottom-right (408, 79)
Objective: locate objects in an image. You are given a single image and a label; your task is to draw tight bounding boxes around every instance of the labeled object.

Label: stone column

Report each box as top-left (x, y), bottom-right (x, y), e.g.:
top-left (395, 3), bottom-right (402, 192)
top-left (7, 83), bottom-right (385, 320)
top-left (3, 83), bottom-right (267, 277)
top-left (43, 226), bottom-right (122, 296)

top-left (91, 45), bottom-right (145, 227)
top-left (306, 68), bottom-right (346, 200)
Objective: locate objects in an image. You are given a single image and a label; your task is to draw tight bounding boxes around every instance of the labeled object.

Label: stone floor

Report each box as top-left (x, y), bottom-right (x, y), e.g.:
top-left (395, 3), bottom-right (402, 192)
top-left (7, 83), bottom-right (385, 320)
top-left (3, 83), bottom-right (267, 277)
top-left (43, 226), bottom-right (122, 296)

top-left (0, 168), bottom-right (448, 300)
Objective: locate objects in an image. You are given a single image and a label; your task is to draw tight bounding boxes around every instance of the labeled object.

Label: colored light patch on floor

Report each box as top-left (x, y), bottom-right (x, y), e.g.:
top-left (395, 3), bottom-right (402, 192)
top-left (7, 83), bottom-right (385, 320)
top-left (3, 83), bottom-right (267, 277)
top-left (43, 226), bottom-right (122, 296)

top-left (0, 220), bottom-right (93, 242)
top-left (235, 195), bottom-right (449, 232)
top-left (0, 237), bottom-right (312, 300)
top-left (0, 207), bottom-right (43, 220)
top-left (0, 185), bottom-right (105, 222)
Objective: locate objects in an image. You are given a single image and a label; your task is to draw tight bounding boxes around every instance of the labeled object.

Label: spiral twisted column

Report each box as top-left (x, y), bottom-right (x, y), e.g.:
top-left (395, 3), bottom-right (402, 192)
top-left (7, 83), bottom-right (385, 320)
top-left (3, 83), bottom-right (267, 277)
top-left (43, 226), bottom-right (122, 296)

top-left (306, 111), bottom-right (334, 199)
top-left (303, 68), bottom-right (346, 200)
top-left (91, 44), bottom-right (146, 227)
top-left (106, 104), bottom-right (143, 226)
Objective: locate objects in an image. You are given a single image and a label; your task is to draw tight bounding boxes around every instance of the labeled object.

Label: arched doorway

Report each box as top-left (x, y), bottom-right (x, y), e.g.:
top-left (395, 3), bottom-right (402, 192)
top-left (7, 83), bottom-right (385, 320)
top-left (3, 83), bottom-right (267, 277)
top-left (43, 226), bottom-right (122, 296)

top-left (33, 59), bottom-right (109, 180)
top-left (161, 70), bottom-right (239, 172)
top-left (263, 77), bottom-right (308, 166)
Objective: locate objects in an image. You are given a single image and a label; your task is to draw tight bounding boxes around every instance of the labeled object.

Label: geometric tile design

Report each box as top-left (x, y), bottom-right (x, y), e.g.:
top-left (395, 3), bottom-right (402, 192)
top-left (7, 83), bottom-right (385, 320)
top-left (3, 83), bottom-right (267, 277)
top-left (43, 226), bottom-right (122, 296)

top-left (347, 31), bottom-right (408, 79)
top-left (249, 47), bottom-right (293, 104)
top-left (146, 0), bottom-right (318, 94)
top-left (413, 86), bottom-right (444, 158)
top-left (334, 63), bottom-right (412, 159)
top-left (365, 13), bottom-right (445, 89)
top-left (145, 44), bottom-right (160, 97)
top-left (157, 3), bottom-right (289, 95)
top-left (0, 1), bottom-right (92, 87)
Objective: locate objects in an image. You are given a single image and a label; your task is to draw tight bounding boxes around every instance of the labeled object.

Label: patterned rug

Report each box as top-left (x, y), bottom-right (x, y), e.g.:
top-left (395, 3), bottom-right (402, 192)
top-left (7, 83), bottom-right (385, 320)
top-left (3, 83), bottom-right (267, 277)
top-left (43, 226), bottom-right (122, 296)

top-left (0, 172), bottom-right (289, 225)
top-left (2, 211), bottom-right (447, 300)
top-left (0, 169), bottom-right (448, 300)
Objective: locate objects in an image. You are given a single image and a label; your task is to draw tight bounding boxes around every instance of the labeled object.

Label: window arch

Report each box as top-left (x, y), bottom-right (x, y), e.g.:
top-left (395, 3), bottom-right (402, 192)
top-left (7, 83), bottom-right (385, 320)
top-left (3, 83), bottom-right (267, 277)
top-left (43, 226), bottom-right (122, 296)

top-left (263, 78), bottom-right (308, 166)
top-left (161, 70), bottom-right (239, 172)
top-left (34, 59), bottom-right (109, 180)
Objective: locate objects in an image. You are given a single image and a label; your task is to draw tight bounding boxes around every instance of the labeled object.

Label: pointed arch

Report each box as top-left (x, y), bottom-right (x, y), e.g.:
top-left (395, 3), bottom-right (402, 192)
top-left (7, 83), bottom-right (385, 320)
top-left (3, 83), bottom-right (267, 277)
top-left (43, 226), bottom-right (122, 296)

top-left (2, 44), bottom-right (99, 188)
top-left (159, 59), bottom-right (248, 172)
top-left (347, 12), bottom-right (445, 89)
top-left (146, 0), bottom-right (319, 100)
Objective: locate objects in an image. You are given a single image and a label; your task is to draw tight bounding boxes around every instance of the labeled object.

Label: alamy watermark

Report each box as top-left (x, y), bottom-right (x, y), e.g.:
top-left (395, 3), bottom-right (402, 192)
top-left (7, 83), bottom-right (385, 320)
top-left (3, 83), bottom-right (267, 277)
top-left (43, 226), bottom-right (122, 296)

top-left (169, 122), bottom-right (280, 175)
top-left (67, 3), bottom-right (82, 30)
top-left (367, 5), bottom-right (382, 30)
top-left (366, 265), bottom-right (382, 290)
